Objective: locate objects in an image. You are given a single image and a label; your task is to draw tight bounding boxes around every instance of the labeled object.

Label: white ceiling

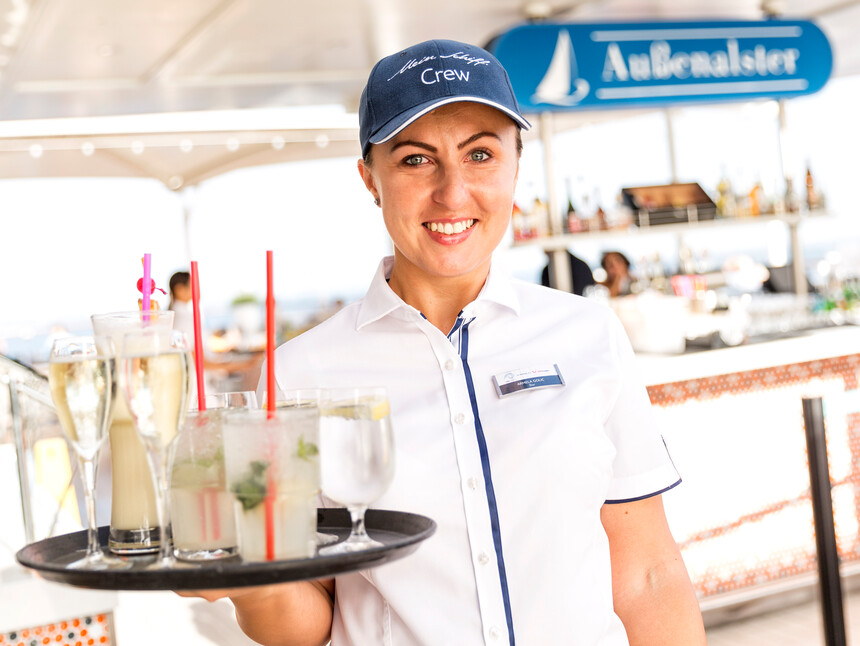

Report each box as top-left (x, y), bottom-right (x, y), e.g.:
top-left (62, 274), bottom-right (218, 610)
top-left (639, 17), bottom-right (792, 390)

top-left (0, 0), bottom-right (856, 187)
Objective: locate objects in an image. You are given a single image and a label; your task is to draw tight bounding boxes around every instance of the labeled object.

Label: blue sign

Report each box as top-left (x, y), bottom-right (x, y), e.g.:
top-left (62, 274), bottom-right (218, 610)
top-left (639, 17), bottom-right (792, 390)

top-left (489, 20), bottom-right (832, 111)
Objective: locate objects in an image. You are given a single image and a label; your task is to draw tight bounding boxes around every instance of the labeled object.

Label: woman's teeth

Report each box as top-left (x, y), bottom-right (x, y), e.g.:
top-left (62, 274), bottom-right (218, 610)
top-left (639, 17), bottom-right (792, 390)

top-left (425, 219), bottom-right (475, 234)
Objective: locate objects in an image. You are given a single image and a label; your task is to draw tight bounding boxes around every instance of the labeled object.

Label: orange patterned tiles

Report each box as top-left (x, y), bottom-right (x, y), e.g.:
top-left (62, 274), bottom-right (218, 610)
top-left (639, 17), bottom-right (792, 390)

top-left (0, 614), bottom-right (113, 646)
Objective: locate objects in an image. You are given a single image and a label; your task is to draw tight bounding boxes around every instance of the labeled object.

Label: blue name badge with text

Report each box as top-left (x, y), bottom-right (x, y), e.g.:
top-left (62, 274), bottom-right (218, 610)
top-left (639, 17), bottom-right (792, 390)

top-left (492, 365), bottom-right (565, 398)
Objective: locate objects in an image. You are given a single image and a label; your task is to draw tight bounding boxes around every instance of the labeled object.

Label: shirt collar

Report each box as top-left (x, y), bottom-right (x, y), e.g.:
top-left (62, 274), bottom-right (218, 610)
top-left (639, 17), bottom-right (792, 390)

top-left (356, 256), bottom-right (521, 331)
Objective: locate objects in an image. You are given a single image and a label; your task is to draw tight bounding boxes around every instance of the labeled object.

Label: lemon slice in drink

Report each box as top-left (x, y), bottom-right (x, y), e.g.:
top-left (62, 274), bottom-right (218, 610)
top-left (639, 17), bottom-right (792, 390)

top-left (323, 397), bottom-right (390, 421)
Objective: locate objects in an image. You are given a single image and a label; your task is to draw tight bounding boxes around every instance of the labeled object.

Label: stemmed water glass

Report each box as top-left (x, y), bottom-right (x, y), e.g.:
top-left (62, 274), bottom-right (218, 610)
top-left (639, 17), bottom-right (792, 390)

top-left (318, 387), bottom-right (395, 554)
top-left (48, 336), bottom-right (128, 569)
top-left (120, 329), bottom-right (191, 568)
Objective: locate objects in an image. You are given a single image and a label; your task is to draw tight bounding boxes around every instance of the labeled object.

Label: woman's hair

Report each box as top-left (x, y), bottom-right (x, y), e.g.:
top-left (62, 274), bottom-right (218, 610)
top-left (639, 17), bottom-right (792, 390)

top-left (169, 271), bottom-right (190, 296)
top-left (600, 251), bottom-right (631, 271)
top-left (363, 126), bottom-right (523, 166)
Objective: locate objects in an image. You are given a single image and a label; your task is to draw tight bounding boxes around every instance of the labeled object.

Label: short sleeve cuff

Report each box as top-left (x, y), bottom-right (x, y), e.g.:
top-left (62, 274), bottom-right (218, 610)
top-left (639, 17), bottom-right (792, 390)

top-left (604, 463), bottom-right (681, 504)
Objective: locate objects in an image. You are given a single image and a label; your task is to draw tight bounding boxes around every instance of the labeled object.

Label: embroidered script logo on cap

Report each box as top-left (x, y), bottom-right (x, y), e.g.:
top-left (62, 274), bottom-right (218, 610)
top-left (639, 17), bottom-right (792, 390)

top-left (386, 51), bottom-right (492, 84)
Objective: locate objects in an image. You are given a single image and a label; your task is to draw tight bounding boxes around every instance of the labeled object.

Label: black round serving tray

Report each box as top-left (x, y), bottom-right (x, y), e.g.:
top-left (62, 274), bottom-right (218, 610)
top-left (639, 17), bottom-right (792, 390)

top-left (16, 508), bottom-right (435, 591)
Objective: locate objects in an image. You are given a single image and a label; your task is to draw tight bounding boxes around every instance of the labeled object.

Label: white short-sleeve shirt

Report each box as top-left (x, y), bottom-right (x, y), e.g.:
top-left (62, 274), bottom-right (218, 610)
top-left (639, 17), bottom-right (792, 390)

top-left (265, 257), bottom-right (679, 646)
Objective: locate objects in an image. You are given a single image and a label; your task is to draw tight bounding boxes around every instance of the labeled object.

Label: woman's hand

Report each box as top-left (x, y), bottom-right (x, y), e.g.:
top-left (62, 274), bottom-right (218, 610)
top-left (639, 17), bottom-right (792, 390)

top-left (174, 579), bottom-right (335, 646)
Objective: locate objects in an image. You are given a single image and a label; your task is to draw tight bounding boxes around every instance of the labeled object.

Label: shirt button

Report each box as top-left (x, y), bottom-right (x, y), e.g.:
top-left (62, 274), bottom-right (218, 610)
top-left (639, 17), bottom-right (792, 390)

top-left (467, 477), bottom-right (478, 490)
top-left (477, 552), bottom-right (490, 566)
top-left (489, 626), bottom-right (501, 640)
top-left (454, 412), bottom-right (465, 424)
top-left (444, 359), bottom-right (455, 371)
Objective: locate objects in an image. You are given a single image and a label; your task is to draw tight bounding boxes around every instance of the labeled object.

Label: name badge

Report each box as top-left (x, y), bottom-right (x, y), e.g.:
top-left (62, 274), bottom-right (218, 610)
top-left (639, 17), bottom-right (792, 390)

top-left (492, 364), bottom-right (565, 398)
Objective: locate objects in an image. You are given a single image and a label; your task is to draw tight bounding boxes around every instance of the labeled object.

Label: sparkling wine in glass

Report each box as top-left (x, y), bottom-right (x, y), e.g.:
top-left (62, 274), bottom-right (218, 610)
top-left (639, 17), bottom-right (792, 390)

top-left (120, 329), bottom-right (190, 568)
top-left (319, 387), bottom-right (395, 554)
top-left (48, 336), bottom-right (128, 569)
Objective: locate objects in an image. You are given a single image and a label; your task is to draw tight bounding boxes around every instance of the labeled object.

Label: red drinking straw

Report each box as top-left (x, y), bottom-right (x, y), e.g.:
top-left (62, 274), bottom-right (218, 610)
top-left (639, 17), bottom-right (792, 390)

top-left (142, 253), bottom-right (152, 321)
top-left (265, 250), bottom-right (276, 560)
top-left (266, 250), bottom-right (276, 417)
top-left (190, 261), bottom-right (206, 411)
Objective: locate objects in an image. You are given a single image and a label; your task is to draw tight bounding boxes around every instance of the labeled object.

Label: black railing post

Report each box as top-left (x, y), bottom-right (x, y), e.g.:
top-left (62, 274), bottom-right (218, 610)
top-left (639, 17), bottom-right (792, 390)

top-left (803, 396), bottom-right (847, 646)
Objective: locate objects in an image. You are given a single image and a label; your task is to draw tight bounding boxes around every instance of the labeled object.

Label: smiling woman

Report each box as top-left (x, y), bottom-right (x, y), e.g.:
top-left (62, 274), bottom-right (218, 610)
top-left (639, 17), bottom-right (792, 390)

top-left (358, 103), bottom-right (522, 331)
top-left (180, 38), bottom-right (706, 646)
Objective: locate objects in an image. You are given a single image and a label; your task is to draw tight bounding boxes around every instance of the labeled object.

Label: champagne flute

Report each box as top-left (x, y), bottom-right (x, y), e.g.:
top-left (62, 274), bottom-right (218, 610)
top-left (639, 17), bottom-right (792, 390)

top-left (120, 329), bottom-right (190, 568)
top-left (48, 336), bottom-right (127, 569)
top-left (319, 387), bottom-right (395, 554)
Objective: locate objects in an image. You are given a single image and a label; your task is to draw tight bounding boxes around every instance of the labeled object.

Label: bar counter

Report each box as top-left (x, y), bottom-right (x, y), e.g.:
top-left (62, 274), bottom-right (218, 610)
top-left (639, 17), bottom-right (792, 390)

top-left (636, 325), bottom-right (860, 623)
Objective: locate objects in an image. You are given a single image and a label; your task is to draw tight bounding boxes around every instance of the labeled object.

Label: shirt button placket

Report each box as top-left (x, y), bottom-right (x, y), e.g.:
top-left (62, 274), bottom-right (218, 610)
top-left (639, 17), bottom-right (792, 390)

top-left (454, 412), bottom-right (465, 425)
top-left (488, 626), bottom-right (502, 640)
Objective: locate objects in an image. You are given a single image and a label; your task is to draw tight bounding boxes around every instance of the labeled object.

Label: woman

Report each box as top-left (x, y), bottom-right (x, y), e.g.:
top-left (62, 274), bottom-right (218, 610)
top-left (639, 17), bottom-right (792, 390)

top-left (601, 250), bottom-right (634, 297)
top-left (183, 39), bottom-right (705, 646)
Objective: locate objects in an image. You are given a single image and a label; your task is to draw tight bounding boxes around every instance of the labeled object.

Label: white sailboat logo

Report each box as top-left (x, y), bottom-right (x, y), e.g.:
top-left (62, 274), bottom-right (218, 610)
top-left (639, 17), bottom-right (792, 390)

top-left (532, 29), bottom-right (590, 106)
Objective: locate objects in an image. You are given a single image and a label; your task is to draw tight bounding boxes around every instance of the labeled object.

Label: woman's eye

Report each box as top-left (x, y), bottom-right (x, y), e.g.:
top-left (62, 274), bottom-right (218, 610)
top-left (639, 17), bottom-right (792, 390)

top-left (470, 150), bottom-right (490, 162)
top-left (404, 154), bottom-right (426, 166)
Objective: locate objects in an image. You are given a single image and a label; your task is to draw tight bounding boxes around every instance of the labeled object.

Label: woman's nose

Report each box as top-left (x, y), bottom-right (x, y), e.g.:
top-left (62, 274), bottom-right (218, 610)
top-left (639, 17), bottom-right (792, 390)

top-left (432, 165), bottom-right (468, 209)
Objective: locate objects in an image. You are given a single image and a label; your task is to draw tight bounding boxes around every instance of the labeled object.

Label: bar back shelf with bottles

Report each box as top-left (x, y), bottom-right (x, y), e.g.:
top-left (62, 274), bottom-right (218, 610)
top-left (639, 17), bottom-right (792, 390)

top-left (511, 209), bottom-right (830, 252)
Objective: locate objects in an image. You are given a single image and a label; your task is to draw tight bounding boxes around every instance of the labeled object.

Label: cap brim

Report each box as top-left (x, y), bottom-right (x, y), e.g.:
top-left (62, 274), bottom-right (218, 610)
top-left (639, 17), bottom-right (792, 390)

top-left (369, 96), bottom-right (531, 146)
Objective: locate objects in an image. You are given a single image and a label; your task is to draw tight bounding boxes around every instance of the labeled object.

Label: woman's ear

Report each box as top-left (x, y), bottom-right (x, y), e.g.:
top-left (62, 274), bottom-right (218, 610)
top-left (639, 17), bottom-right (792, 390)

top-left (357, 158), bottom-right (379, 204)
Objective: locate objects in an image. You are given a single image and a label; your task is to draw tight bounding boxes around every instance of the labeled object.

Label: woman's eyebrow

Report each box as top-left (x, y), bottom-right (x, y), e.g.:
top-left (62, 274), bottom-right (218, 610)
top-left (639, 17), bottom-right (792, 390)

top-left (458, 131), bottom-right (501, 149)
top-left (390, 140), bottom-right (437, 153)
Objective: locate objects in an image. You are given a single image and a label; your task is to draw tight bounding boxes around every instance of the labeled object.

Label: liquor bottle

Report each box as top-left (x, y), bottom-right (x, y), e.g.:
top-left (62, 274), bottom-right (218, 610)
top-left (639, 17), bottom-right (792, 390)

top-left (565, 182), bottom-right (580, 234)
top-left (531, 196), bottom-right (548, 238)
top-left (595, 205), bottom-right (608, 231)
top-left (716, 174), bottom-right (737, 217)
top-left (748, 182), bottom-right (762, 216)
top-left (806, 165), bottom-right (819, 211)
top-left (511, 201), bottom-right (527, 241)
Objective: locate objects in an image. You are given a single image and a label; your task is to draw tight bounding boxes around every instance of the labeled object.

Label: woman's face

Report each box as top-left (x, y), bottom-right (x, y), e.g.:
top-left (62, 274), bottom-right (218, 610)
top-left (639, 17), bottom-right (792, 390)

top-left (358, 102), bottom-right (520, 288)
top-left (603, 253), bottom-right (629, 280)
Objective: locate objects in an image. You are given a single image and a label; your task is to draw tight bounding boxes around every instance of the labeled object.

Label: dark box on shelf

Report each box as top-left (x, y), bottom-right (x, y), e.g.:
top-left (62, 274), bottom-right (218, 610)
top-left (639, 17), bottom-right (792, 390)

top-left (621, 182), bottom-right (717, 227)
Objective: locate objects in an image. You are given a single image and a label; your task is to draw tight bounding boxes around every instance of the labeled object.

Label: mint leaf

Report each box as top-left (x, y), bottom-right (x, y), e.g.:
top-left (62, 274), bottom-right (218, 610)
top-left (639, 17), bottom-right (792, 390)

top-left (231, 460), bottom-right (269, 511)
top-left (296, 435), bottom-right (319, 461)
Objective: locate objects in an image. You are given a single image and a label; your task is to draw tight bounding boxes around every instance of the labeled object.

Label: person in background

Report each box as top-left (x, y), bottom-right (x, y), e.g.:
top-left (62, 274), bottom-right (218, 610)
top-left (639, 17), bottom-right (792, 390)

top-left (540, 249), bottom-right (596, 296)
top-left (168, 270), bottom-right (262, 393)
top-left (601, 250), bottom-right (634, 297)
top-left (179, 39), bottom-right (705, 646)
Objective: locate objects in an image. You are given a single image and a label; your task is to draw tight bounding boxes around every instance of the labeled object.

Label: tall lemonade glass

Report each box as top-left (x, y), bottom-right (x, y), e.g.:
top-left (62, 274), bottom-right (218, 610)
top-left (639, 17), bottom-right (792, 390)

top-left (170, 408), bottom-right (240, 562)
top-left (91, 309), bottom-right (173, 554)
top-left (319, 387), bottom-right (394, 554)
top-left (120, 328), bottom-right (190, 568)
top-left (48, 336), bottom-right (128, 570)
top-left (222, 407), bottom-right (320, 562)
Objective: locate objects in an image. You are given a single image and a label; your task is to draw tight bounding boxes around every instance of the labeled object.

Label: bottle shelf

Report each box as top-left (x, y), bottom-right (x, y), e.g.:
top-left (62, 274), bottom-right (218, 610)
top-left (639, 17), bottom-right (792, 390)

top-left (511, 210), bottom-right (831, 252)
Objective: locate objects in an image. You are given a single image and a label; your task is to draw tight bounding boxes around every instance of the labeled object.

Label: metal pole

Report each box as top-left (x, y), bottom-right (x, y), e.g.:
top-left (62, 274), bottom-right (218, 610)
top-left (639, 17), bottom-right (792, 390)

top-left (803, 396), bottom-right (847, 646)
top-left (181, 187), bottom-right (194, 263)
top-left (789, 217), bottom-right (808, 297)
top-left (540, 111), bottom-right (572, 293)
top-left (777, 100), bottom-right (808, 297)
top-left (664, 108), bottom-right (679, 184)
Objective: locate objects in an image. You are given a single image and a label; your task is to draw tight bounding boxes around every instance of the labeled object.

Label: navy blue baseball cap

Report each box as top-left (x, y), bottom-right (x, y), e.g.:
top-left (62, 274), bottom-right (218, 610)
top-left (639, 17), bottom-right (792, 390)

top-left (359, 39), bottom-right (531, 158)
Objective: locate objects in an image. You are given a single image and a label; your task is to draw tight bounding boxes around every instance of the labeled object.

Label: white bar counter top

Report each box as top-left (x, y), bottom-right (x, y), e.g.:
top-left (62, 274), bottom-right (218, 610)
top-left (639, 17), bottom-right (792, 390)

top-left (635, 325), bottom-right (860, 386)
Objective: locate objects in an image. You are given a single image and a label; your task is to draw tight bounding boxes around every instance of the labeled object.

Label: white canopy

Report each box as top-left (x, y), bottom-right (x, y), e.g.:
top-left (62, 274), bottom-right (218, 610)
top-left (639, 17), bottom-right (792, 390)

top-left (0, 0), bottom-right (856, 187)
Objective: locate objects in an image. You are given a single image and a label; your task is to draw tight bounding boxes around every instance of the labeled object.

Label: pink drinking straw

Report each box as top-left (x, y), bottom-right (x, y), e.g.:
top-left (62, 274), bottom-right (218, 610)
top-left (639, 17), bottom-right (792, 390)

top-left (142, 253), bottom-right (152, 321)
top-left (265, 250), bottom-right (276, 560)
top-left (190, 261), bottom-right (206, 411)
